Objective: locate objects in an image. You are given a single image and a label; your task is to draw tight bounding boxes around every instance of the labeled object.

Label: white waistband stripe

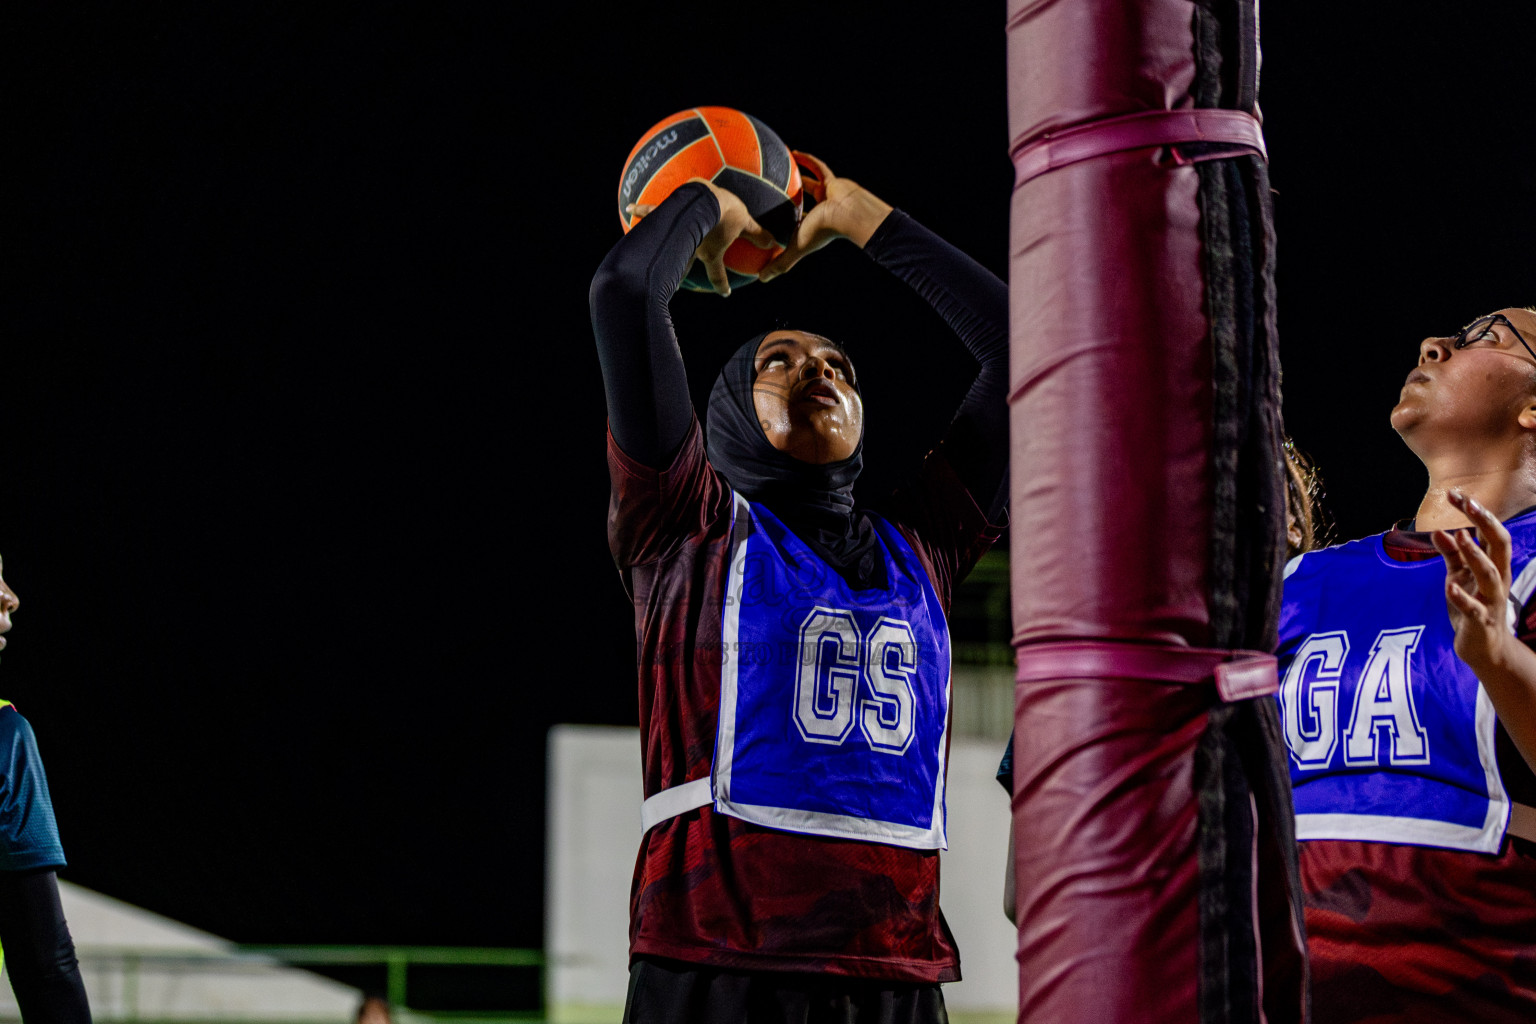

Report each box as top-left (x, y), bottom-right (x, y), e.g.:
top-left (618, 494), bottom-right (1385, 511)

top-left (640, 777), bottom-right (713, 833)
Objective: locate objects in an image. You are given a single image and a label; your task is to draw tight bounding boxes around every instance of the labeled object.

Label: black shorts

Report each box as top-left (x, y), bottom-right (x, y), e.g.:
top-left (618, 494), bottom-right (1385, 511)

top-left (623, 956), bottom-right (949, 1024)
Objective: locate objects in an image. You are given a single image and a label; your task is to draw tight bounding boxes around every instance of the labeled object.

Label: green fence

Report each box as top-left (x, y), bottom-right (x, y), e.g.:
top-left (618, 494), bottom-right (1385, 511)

top-left (239, 945), bottom-right (545, 1020)
top-left (54, 944), bottom-right (546, 1023)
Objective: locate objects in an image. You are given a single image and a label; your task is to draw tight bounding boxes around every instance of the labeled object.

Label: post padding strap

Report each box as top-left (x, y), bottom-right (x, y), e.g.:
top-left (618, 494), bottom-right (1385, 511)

top-left (1011, 109), bottom-right (1267, 189)
top-left (1014, 640), bottom-right (1278, 703)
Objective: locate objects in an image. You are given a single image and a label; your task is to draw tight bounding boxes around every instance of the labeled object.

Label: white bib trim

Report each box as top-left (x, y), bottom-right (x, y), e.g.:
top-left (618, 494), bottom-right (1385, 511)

top-left (640, 777), bottom-right (713, 833)
top-left (1295, 805), bottom-right (1508, 853)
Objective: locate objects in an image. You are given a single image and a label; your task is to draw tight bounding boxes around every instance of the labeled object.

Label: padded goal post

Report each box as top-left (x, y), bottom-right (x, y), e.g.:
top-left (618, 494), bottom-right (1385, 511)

top-left (1005, 1), bottom-right (1309, 1021)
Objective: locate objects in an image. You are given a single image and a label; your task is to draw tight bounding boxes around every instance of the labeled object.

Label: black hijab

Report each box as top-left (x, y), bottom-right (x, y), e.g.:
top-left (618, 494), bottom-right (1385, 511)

top-left (706, 331), bottom-right (885, 589)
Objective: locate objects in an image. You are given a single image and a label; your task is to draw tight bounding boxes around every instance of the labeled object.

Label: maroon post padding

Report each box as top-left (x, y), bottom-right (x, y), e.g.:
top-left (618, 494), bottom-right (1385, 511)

top-left (1012, 659), bottom-right (1210, 1017)
top-left (1006, 0), bottom-right (1260, 1020)
top-left (1011, 643), bottom-right (1280, 1020)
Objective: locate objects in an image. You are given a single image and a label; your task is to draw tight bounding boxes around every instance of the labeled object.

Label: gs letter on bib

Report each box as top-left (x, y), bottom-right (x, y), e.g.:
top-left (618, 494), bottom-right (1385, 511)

top-left (716, 494), bottom-right (952, 849)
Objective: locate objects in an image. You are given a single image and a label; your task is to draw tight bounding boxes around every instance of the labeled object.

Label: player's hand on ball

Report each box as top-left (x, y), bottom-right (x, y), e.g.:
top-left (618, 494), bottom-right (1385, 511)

top-left (1431, 490), bottom-right (1518, 676)
top-left (683, 178), bottom-right (775, 296)
top-left (758, 152), bottom-right (893, 283)
top-left (625, 181), bottom-right (773, 297)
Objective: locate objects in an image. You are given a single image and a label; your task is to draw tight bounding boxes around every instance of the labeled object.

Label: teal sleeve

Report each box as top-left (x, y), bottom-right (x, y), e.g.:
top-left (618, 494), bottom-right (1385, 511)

top-left (0, 709), bottom-right (67, 872)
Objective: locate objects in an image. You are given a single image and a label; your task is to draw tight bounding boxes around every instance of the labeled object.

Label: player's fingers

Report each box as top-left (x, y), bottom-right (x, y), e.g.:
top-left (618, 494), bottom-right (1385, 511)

top-left (1431, 529), bottom-right (1463, 568)
top-left (1455, 530), bottom-right (1505, 601)
top-left (739, 216), bottom-right (776, 250)
top-left (757, 245), bottom-right (805, 283)
top-left (703, 255), bottom-right (731, 296)
top-left (1434, 539), bottom-right (1478, 597)
top-left (704, 248), bottom-right (731, 294)
top-left (1445, 576), bottom-right (1482, 618)
top-left (791, 150), bottom-right (835, 182)
top-left (1453, 490), bottom-right (1514, 583)
top-left (791, 151), bottom-right (831, 204)
top-left (759, 226), bottom-right (829, 280)
top-left (625, 202), bottom-right (657, 219)
top-left (695, 237), bottom-right (733, 296)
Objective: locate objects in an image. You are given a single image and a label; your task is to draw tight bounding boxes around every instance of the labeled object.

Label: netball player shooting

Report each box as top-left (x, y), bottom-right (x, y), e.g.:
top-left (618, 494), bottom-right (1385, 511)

top-left (591, 151), bottom-right (1007, 1023)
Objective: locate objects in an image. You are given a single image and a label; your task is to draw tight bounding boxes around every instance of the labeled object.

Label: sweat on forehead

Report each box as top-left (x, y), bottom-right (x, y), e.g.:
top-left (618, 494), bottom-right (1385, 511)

top-left (1486, 306), bottom-right (1536, 325)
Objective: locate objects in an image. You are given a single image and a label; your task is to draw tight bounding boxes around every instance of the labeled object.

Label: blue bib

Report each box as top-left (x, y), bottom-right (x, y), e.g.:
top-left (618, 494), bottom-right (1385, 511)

top-left (1276, 511), bottom-right (1536, 852)
top-left (711, 493), bottom-right (952, 849)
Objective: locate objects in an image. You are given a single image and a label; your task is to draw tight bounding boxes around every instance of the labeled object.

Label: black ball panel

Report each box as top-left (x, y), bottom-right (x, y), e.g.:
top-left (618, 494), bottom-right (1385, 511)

top-left (712, 167), bottom-right (798, 245)
top-left (745, 113), bottom-right (793, 192)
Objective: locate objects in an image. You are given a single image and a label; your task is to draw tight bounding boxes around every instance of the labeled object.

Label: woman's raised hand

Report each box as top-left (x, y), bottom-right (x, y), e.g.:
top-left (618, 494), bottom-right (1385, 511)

top-left (758, 152), bottom-right (893, 283)
top-left (625, 178), bottom-right (775, 297)
top-left (1431, 490), bottom-right (1518, 675)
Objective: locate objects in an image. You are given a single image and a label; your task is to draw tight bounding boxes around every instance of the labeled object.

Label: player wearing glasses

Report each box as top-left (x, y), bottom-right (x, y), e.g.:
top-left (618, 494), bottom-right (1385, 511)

top-left (1278, 307), bottom-right (1536, 1022)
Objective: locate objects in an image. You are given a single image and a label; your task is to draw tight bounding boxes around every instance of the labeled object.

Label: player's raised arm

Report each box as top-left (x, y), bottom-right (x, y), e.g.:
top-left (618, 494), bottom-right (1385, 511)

top-left (589, 181), bottom-right (772, 468)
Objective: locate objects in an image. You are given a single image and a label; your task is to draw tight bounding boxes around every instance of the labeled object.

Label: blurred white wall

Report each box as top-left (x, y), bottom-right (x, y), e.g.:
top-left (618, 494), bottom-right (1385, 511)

top-left (545, 724), bottom-right (1016, 1023)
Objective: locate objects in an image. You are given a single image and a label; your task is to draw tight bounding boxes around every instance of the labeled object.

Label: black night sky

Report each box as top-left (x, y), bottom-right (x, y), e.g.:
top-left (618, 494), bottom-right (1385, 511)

top-left (3, 0), bottom-right (1533, 975)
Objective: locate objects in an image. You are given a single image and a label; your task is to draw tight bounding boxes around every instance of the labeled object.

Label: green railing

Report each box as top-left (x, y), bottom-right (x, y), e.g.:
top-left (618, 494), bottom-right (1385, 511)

top-left (65, 944), bottom-right (545, 1023)
top-left (239, 945), bottom-right (545, 1019)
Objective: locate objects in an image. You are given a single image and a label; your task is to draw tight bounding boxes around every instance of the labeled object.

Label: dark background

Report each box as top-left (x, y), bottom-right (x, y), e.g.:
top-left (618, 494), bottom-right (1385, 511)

top-left (2, 0), bottom-right (1532, 969)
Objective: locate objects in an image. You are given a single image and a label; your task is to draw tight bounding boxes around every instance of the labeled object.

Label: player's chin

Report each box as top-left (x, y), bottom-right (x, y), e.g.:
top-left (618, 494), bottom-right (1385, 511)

top-left (813, 432), bottom-right (860, 465)
top-left (1388, 403), bottom-right (1422, 436)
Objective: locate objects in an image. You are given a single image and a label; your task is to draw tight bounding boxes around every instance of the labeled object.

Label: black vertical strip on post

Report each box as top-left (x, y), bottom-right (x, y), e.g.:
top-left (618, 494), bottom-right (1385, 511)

top-left (1196, 704), bottom-right (1262, 1021)
top-left (1202, 155), bottom-right (1244, 650)
top-left (1191, 157), bottom-right (1275, 1019)
top-left (1242, 142), bottom-right (1311, 1024)
top-left (1189, 0), bottom-right (1302, 1021)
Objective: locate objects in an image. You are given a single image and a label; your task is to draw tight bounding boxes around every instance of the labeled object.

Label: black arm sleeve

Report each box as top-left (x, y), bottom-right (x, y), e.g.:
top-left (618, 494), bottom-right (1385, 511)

top-left (589, 182), bottom-right (721, 467)
top-left (864, 211), bottom-right (1010, 521)
top-left (0, 870), bottom-right (92, 1023)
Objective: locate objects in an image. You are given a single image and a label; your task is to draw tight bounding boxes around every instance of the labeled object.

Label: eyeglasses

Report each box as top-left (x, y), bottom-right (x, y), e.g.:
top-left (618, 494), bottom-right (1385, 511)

top-left (1449, 313), bottom-right (1536, 363)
